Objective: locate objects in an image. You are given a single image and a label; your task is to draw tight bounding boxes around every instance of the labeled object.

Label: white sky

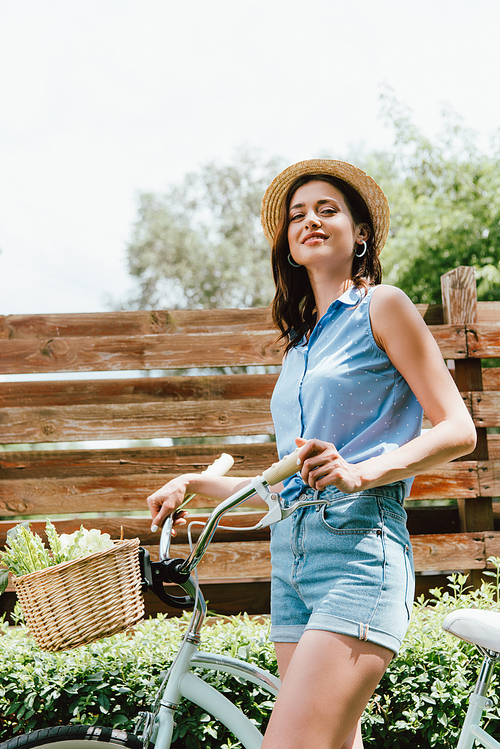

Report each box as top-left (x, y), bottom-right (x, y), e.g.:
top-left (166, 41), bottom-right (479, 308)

top-left (0, 0), bottom-right (499, 315)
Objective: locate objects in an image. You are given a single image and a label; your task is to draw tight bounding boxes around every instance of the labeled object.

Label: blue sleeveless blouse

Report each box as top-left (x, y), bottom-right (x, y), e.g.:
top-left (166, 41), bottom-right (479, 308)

top-left (270, 285), bottom-right (423, 499)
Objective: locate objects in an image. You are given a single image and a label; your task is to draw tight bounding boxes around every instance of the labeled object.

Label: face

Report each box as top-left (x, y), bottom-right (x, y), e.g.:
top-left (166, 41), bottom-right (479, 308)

top-left (287, 180), bottom-right (367, 273)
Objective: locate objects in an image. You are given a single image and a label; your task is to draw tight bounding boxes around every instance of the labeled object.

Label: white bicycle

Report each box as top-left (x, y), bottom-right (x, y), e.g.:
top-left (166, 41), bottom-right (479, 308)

top-left (0, 449), bottom-right (328, 749)
top-left (2, 449), bottom-right (500, 749)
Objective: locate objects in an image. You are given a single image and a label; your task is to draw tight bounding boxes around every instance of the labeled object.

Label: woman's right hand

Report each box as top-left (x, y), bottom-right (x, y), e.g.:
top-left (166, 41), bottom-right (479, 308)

top-left (147, 474), bottom-right (193, 534)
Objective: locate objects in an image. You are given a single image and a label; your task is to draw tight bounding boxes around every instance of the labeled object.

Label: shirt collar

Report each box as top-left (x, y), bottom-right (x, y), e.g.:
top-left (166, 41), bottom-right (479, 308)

top-left (326, 284), bottom-right (363, 313)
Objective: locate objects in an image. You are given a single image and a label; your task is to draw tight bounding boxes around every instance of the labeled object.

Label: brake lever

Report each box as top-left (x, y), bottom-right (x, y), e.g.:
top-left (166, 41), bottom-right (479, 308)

top-left (250, 476), bottom-right (328, 529)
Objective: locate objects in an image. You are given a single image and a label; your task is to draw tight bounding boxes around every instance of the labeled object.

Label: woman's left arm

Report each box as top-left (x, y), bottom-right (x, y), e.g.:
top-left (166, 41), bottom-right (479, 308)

top-left (299, 285), bottom-right (477, 492)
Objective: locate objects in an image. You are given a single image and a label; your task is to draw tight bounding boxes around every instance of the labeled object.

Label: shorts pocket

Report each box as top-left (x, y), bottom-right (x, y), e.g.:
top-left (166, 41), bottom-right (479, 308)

top-left (320, 494), bottom-right (383, 535)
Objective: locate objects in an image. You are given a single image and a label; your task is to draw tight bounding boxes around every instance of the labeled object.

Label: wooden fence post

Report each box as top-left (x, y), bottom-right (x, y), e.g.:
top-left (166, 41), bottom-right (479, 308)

top-left (441, 267), bottom-right (493, 585)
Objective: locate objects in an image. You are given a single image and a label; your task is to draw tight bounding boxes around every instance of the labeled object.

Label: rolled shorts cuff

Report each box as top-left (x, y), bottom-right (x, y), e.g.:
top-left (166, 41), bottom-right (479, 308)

top-left (270, 613), bottom-right (402, 655)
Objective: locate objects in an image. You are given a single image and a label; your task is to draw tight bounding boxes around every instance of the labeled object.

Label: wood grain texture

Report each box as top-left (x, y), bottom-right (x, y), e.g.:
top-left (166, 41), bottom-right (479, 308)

top-left (0, 327), bottom-right (467, 375)
top-left (0, 331), bottom-right (284, 374)
top-left (467, 324), bottom-right (500, 358)
top-left (441, 267), bottom-right (477, 325)
top-left (411, 532), bottom-right (489, 572)
top-left (0, 309), bottom-right (275, 339)
top-left (0, 458), bottom-right (483, 515)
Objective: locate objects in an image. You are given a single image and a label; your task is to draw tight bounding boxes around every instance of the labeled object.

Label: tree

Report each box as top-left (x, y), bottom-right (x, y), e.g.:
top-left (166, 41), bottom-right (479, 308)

top-left (122, 99), bottom-right (500, 310)
top-left (123, 149), bottom-right (285, 310)
top-left (356, 92), bottom-right (500, 303)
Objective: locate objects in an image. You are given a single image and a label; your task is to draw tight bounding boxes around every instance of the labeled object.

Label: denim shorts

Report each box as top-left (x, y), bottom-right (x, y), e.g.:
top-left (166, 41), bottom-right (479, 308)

top-left (269, 482), bottom-right (414, 655)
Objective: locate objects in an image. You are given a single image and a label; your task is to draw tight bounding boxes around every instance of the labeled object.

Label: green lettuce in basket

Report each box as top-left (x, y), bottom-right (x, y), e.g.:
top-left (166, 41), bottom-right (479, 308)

top-left (0, 521), bottom-right (114, 595)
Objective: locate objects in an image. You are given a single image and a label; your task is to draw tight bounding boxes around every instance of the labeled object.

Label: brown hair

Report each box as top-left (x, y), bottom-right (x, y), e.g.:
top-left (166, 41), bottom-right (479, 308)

top-left (270, 174), bottom-right (382, 352)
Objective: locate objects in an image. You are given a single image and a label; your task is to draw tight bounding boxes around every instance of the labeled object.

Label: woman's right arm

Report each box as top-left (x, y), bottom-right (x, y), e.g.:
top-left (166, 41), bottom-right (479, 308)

top-left (147, 474), bottom-right (254, 532)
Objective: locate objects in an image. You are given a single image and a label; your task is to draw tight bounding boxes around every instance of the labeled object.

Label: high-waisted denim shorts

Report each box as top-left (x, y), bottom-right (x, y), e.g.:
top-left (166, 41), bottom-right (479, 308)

top-left (269, 482), bottom-right (414, 655)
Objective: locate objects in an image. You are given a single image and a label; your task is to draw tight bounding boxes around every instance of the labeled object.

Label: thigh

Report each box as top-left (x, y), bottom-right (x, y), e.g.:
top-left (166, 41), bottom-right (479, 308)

top-left (263, 630), bottom-right (392, 749)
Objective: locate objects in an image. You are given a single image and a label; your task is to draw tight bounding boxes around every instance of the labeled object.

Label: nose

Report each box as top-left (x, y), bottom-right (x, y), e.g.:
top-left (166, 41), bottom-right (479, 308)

top-left (304, 209), bottom-right (321, 229)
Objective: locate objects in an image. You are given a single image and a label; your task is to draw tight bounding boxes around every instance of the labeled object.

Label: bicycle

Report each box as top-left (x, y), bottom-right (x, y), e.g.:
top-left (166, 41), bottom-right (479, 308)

top-left (3, 450), bottom-right (500, 749)
top-left (0, 448), bottom-right (329, 749)
top-left (442, 608), bottom-right (500, 749)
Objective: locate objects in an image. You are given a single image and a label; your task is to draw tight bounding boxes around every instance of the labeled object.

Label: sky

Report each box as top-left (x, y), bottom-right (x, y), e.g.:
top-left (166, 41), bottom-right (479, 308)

top-left (0, 0), bottom-right (499, 316)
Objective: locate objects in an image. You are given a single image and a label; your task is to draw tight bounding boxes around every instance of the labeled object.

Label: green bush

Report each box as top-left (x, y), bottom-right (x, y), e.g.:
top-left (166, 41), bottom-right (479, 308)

top-left (363, 567), bottom-right (500, 747)
top-left (0, 610), bottom-right (277, 748)
top-left (2, 565), bottom-right (500, 748)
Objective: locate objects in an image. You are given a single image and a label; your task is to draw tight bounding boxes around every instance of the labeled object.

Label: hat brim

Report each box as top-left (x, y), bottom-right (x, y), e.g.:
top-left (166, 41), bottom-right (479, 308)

top-left (260, 159), bottom-right (390, 253)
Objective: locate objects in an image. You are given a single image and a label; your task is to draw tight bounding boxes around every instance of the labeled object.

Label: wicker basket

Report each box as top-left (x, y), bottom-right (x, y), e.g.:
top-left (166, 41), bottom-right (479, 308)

top-left (13, 538), bottom-right (144, 652)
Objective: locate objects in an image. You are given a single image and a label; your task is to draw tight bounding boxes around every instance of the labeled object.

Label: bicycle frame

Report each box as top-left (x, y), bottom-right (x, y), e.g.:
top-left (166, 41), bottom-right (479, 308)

top-left (152, 640), bottom-right (279, 749)
top-left (139, 456), bottom-right (310, 749)
top-left (141, 537), bottom-right (280, 749)
top-left (456, 650), bottom-right (500, 749)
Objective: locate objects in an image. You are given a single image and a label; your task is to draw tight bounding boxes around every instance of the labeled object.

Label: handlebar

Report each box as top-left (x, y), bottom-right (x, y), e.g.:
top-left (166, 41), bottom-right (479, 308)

top-left (176, 447), bottom-right (303, 574)
top-left (144, 448), bottom-right (315, 612)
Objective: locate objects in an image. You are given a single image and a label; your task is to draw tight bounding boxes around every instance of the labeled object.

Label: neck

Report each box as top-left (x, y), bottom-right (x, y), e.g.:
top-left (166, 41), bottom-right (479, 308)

top-left (309, 275), bottom-right (353, 320)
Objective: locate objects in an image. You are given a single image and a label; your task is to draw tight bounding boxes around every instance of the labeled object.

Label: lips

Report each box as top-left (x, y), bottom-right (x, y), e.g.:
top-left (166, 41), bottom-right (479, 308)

top-left (302, 232), bottom-right (327, 245)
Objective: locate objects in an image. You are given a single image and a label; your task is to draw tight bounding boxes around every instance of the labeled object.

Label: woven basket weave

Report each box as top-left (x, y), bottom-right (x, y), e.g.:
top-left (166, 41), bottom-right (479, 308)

top-left (13, 538), bottom-right (144, 652)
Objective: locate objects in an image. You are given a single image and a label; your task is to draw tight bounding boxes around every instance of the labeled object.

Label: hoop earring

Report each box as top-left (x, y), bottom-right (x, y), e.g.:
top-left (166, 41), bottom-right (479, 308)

top-left (288, 253), bottom-right (301, 268)
top-left (355, 241), bottom-right (367, 258)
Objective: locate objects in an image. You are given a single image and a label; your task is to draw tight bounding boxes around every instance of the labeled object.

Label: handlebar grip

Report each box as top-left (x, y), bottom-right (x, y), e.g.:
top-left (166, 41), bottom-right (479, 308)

top-left (203, 453), bottom-right (234, 476)
top-left (178, 452), bottom-right (235, 512)
top-left (262, 448), bottom-right (302, 486)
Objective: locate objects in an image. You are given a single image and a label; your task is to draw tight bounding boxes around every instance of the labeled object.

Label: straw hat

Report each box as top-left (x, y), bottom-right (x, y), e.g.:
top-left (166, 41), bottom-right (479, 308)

top-left (260, 159), bottom-right (390, 253)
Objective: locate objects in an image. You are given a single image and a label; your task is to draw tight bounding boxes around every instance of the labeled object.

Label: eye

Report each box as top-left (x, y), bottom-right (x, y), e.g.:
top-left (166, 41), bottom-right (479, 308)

top-left (320, 206), bottom-right (336, 215)
top-left (289, 212), bottom-right (304, 222)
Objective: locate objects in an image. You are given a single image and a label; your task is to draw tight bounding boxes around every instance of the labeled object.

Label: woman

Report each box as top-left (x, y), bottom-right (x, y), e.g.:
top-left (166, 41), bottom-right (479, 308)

top-left (147, 159), bottom-right (476, 749)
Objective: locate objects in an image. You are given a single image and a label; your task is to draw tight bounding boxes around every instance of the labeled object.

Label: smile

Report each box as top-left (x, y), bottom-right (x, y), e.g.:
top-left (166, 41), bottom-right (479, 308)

top-left (302, 233), bottom-right (327, 245)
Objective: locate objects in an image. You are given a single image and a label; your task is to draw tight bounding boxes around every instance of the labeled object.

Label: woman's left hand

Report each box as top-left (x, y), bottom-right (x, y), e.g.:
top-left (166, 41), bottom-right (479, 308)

top-left (295, 437), bottom-right (363, 494)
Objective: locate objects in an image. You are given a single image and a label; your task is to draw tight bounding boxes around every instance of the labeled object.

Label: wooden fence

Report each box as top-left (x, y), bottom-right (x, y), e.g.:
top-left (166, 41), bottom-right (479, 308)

top-left (1, 266), bottom-right (499, 618)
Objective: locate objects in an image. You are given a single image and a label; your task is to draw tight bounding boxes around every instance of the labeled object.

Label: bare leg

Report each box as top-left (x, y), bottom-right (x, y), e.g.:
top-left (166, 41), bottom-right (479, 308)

top-left (275, 642), bottom-right (363, 749)
top-left (263, 630), bottom-right (392, 749)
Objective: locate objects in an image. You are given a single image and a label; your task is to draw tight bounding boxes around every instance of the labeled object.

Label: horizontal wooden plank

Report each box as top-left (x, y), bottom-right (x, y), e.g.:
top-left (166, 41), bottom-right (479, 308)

top-left (3, 301), bottom-right (496, 341)
top-left (0, 388), bottom-right (488, 445)
top-left (470, 391), bottom-right (500, 427)
top-left (411, 532), bottom-right (490, 572)
top-left (149, 531), bottom-right (500, 579)
top-left (409, 462), bottom-right (479, 499)
top-left (0, 478), bottom-right (268, 518)
top-left (429, 324), bottom-right (468, 359)
top-left (0, 399), bottom-right (275, 443)
top-left (0, 443), bottom-right (278, 480)
top-left (467, 323), bottom-right (500, 358)
top-left (0, 331), bottom-right (283, 374)
top-left (0, 306), bottom-right (450, 340)
top-left (0, 326), bottom-right (468, 375)
top-left (144, 541), bottom-right (271, 581)
top-left (0, 373), bottom-right (279, 408)
top-left (477, 302), bottom-right (500, 324)
top-left (0, 309), bottom-right (274, 340)
top-left (0, 456), bottom-right (483, 516)
top-left (0, 374), bottom-right (279, 443)
top-left (0, 378), bottom-right (478, 444)
top-left (0, 502), bottom-right (476, 556)
top-left (478, 461), bottom-right (500, 497)
top-left (1, 507), bottom-right (463, 549)
top-left (482, 368), bottom-right (500, 390)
